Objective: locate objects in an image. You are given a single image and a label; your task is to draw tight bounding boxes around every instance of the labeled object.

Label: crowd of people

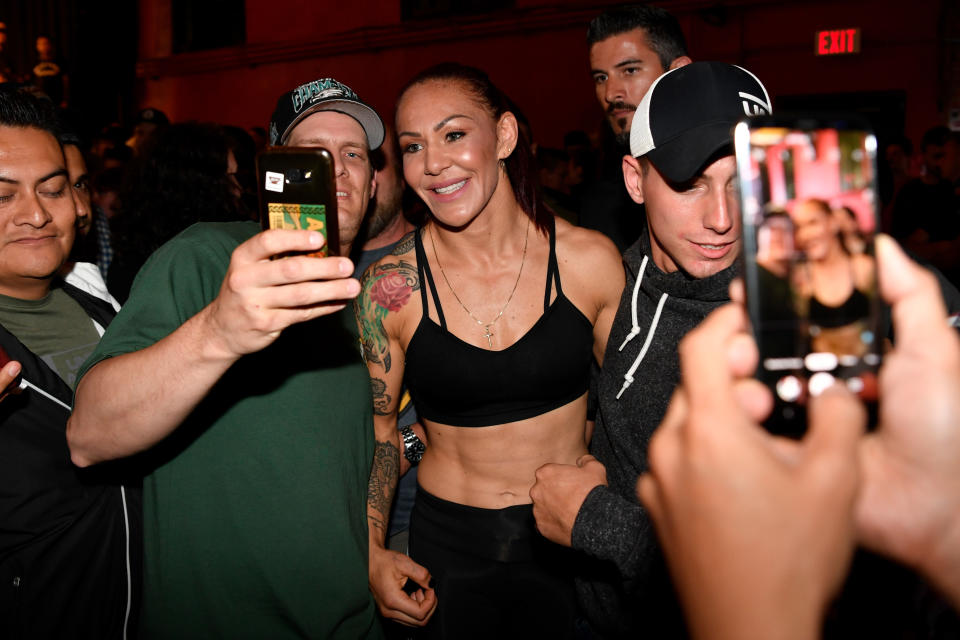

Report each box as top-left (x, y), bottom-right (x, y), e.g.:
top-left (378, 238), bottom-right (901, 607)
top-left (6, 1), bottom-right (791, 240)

top-left (1, 3), bottom-right (959, 639)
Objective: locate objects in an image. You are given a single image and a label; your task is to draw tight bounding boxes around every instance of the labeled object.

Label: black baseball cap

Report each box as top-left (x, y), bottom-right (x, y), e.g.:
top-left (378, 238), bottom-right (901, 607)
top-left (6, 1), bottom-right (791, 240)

top-left (269, 77), bottom-right (384, 149)
top-left (629, 61), bottom-right (771, 183)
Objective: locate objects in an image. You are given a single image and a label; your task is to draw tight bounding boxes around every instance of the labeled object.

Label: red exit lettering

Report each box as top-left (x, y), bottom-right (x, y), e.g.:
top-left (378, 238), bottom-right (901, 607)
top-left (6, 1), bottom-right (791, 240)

top-left (816, 28), bottom-right (861, 55)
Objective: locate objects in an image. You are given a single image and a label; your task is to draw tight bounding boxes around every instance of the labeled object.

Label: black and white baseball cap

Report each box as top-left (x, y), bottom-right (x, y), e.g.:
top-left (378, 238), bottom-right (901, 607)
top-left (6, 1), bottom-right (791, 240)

top-left (629, 61), bottom-right (771, 183)
top-left (269, 77), bottom-right (384, 149)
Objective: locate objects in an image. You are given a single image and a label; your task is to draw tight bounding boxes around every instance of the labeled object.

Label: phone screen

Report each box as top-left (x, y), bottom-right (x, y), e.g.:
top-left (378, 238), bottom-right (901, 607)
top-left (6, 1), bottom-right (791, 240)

top-left (256, 147), bottom-right (339, 257)
top-left (734, 117), bottom-right (882, 435)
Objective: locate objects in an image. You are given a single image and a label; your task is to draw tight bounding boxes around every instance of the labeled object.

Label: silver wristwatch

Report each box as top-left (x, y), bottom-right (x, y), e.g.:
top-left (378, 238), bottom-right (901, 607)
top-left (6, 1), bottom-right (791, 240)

top-left (399, 425), bottom-right (426, 465)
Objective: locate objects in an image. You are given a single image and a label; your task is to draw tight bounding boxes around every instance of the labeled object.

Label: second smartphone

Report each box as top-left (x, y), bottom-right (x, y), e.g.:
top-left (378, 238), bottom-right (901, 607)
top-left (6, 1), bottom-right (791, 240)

top-left (734, 115), bottom-right (884, 436)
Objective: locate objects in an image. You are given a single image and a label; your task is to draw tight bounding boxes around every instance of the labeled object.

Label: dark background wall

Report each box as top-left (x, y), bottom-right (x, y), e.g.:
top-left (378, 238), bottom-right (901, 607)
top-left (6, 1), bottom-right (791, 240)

top-left (130, 0), bottom-right (956, 153)
top-left (0, 0), bottom-right (138, 136)
top-left (0, 0), bottom-right (956, 152)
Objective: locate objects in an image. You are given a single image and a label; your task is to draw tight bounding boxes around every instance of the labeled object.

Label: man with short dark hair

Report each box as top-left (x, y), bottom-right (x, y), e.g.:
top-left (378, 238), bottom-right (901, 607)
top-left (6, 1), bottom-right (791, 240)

top-left (531, 61), bottom-right (771, 637)
top-left (587, 4), bottom-right (691, 148)
top-left (0, 87), bottom-right (139, 639)
top-left (580, 4), bottom-right (692, 252)
top-left (68, 77), bottom-right (386, 638)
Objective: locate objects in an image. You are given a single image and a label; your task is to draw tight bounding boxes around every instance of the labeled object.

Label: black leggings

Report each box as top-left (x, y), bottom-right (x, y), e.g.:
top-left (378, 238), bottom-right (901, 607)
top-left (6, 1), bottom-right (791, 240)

top-left (408, 486), bottom-right (578, 640)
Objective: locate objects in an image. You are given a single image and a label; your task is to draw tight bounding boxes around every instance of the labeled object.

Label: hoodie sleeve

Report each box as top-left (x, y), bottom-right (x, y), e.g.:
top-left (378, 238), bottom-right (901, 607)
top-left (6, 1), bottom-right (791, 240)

top-left (570, 483), bottom-right (658, 582)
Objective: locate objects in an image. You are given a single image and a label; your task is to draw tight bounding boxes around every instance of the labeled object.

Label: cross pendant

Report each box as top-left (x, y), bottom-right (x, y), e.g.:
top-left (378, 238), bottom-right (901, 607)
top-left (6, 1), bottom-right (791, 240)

top-left (482, 325), bottom-right (494, 348)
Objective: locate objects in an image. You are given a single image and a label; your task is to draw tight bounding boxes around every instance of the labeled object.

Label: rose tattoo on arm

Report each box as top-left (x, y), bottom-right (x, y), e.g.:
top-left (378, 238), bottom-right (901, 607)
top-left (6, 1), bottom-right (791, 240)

top-left (355, 260), bottom-right (419, 374)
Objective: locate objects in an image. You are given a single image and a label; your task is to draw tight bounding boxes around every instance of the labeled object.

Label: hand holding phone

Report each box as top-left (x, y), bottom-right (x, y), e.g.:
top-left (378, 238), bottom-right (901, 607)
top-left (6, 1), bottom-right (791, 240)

top-left (256, 147), bottom-right (340, 257)
top-left (198, 229), bottom-right (359, 359)
top-left (734, 115), bottom-right (883, 436)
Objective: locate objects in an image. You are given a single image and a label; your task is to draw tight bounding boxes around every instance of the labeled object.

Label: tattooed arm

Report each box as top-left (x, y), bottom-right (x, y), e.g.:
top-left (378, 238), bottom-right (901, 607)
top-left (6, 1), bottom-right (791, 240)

top-left (357, 258), bottom-right (413, 538)
top-left (355, 249), bottom-right (437, 625)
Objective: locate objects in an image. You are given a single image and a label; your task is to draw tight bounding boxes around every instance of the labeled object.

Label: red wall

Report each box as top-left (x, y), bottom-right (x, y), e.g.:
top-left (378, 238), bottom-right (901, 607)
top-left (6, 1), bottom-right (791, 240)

top-left (245, 0), bottom-right (402, 43)
top-left (135, 0), bottom-right (949, 150)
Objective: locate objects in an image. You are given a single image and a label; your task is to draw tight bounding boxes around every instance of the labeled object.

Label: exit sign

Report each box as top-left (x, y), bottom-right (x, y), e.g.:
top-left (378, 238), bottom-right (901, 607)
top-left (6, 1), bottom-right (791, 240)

top-left (815, 28), bottom-right (861, 55)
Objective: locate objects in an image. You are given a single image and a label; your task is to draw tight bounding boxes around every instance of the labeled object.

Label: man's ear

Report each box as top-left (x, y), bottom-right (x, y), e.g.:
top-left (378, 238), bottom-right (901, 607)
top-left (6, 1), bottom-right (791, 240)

top-left (369, 164), bottom-right (378, 199)
top-left (622, 155), bottom-right (645, 205)
top-left (496, 112), bottom-right (520, 161)
top-left (669, 56), bottom-right (692, 70)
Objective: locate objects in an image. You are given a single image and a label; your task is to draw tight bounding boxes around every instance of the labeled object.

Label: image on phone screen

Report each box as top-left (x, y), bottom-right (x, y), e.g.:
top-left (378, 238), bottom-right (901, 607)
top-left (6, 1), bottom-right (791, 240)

top-left (256, 147), bottom-right (339, 257)
top-left (266, 202), bottom-right (330, 256)
top-left (735, 118), bottom-right (882, 433)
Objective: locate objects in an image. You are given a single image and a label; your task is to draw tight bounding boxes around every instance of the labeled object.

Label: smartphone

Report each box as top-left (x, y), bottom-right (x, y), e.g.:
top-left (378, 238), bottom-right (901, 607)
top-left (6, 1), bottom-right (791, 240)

top-left (734, 115), bottom-right (883, 437)
top-left (256, 147), bottom-right (339, 257)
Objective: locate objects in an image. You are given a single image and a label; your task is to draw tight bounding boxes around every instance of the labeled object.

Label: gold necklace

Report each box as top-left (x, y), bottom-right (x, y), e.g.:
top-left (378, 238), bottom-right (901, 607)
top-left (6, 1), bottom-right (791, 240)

top-left (428, 219), bottom-right (530, 349)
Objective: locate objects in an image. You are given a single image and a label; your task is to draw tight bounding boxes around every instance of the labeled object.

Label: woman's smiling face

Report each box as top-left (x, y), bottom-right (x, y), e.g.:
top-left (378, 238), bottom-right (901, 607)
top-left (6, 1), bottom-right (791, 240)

top-left (396, 79), bottom-right (514, 228)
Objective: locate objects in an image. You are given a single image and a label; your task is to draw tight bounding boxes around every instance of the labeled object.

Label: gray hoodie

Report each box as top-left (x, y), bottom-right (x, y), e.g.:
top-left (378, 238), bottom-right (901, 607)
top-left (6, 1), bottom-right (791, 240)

top-left (570, 228), bottom-right (960, 638)
top-left (571, 226), bottom-right (736, 638)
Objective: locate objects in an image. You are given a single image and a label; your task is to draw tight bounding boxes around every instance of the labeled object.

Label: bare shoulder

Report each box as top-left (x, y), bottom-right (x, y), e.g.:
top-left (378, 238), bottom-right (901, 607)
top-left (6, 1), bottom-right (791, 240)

top-left (553, 219), bottom-right (625, 316)
top-left (358, 231), bottom-right (421, 318)
top-left (355, 230), bottom-right (422, 365)
top-left (554, 218), bottom-right (624, 281)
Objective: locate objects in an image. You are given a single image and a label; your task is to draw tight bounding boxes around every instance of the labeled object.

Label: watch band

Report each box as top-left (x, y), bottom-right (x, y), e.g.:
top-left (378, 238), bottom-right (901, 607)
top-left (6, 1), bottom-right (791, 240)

top-left (399, 425), bottom-right (426, 465)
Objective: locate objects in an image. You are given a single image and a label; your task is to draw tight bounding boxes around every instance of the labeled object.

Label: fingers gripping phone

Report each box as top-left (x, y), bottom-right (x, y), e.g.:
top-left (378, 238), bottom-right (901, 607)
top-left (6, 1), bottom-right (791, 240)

top-left (734, 115), bottom-right (883, 436)
top-left (256, 147), bottom-right (340, 256)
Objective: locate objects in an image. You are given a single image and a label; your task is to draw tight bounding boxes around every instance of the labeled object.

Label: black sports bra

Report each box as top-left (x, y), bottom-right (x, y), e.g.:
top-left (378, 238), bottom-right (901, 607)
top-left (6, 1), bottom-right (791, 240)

top-left (404, 223), bottom-right (594, 428)
top-left (809, 287), bottom-right (870, 329)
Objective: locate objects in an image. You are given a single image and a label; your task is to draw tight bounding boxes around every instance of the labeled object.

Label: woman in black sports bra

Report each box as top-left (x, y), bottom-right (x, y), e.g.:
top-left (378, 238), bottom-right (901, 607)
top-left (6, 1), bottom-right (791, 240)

top-left (790, 198), bottom-right (876, 357)
top-left (356, 63), bottom-right (624, 638)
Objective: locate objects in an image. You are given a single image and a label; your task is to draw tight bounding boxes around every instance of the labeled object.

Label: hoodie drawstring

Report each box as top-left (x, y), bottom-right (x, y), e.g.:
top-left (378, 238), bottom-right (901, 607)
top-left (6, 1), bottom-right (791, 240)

top-left (616, 256), bottom-right (668, 400)
top-left (19, 377), bottom-right (71, 411)
top-left (618, 256), bottom-right (648, 351)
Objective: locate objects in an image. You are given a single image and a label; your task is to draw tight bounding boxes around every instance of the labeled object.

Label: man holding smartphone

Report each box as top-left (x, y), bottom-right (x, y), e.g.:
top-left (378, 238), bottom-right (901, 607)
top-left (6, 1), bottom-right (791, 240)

top-left (530, 62), bottom-right (771, 637)
top-left (638, 235), bottom-right (960, 639)
top-left (68, 78), bottom-right (388, 638)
